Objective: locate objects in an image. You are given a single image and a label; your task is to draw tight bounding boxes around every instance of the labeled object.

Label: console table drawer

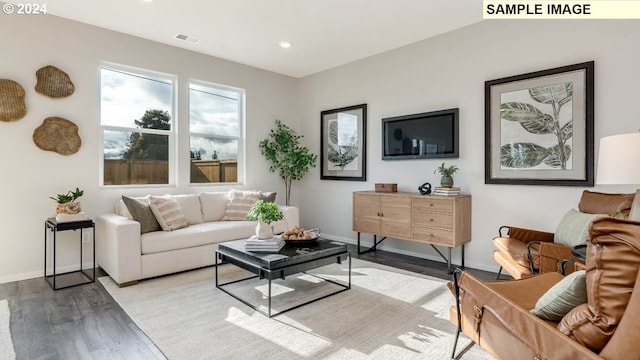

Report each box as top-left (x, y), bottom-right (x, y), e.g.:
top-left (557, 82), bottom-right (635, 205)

top-left (412, 212), bottom-right (453, 229)
top-left (413, 227), bottom-right (454, 246)
top-left (412, 198), bottom-right (453, 213)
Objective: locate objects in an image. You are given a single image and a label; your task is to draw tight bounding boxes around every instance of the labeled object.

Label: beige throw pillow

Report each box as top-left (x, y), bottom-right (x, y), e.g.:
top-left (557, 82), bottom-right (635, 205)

top-left (554, 209), bottom-right (608, 247)
top-left (222, 189), bottom-right (261, 221)
top-left (149, 196), bottom-right (188, 231)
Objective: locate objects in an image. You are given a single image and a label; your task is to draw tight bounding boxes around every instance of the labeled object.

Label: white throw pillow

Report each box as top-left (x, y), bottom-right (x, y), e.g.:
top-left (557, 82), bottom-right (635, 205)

top-left (554, 209), bottom-right (608, 247)
top-left (200, 191), bottom-right (230, 222)
top-left (222, 189), bottom-right (261, 221)
top-left (169, 194), bottom-right (204, 225)
top-left (148, 196), bottom-right (188, 231)
top-left (531, 270), bottom-right (587, 321)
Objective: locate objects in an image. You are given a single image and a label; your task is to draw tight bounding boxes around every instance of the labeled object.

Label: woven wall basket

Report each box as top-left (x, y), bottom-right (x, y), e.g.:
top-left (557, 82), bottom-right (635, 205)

top-left (33, 117), bottom-right (81, 155)
top-left (0, 79), bottom-right (27, 122)
top-left (35, 65), bottom-right (75, 98)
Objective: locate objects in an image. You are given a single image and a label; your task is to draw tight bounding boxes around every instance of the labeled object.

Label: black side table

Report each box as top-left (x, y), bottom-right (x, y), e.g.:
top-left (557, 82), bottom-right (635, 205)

top-left (44, 217), bottom-right (95, 290)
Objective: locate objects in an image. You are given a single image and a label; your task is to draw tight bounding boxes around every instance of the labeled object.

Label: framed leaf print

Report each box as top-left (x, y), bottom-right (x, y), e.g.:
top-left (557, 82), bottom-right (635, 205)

top-left (485, 61), bottom-right (594, 186)
top-left (320, 104), bottom-right (367, 181)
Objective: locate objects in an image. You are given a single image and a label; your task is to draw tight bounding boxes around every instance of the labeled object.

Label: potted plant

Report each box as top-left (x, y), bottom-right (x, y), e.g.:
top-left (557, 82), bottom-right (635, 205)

top-left (246, 200), bottom-right (283, 239)
top-left (434, 163), bottom-right (459, 188)
top-left (259, 119), bottom-right (318, 206)
top-left (50, 187), bottom-right (84, 214)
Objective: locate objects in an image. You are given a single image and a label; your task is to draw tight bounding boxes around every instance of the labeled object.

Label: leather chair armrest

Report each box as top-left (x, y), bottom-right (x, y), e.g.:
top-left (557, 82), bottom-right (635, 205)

top-left (505, 226), bottom-right (555, 244)
top-left (537, 242), bottom-right (580, 274)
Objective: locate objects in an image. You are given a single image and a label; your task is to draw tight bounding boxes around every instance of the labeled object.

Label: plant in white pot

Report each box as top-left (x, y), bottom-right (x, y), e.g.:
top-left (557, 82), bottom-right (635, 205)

top-left (434, 163), bottom-right (459, 188)
top-left (246, 200), bottom-right (283, 239)
top-left (259, 119), bottom-right (318, 206)
top-left (50, 187), bottom-right (84, 214)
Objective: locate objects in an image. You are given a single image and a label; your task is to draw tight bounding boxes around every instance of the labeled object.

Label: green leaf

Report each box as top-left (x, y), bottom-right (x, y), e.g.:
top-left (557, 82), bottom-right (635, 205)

top-left (560, 120), bottom-right (573, 142)
top-left (543, 145), bottom-right (572, 168)
top-left (501, 102), bottom-right (544, 122)
top-left (529, 83), bottom-right (573, 105)
top-left (500, 143), bottom-right (549, 168)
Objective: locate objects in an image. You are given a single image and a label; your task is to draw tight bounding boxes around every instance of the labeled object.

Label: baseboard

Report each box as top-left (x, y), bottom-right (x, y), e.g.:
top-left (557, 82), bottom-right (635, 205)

top-left (0, 263), bottom-right (98, 285)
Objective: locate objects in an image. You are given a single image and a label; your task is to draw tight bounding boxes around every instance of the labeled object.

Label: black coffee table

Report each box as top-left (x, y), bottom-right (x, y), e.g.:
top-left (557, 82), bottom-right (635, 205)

top-left (215, 238), bottom-right (351, 317)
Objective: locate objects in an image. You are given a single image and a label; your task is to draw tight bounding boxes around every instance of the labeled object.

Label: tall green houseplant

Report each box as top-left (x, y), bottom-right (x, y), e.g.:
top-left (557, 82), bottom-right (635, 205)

top-left (259, 119), bottom-right (317, 206)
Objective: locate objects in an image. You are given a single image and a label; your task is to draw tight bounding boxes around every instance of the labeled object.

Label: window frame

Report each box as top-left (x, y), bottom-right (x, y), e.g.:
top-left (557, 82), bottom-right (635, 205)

top-left (99, 63), bottom-right (178, 188)
top-left (188, 79), bottom-right (246, 185)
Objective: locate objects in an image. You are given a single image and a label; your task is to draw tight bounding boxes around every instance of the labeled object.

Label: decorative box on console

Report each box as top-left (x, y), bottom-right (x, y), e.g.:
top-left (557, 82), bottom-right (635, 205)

top-left (375, 183), bottom-right (398, 193)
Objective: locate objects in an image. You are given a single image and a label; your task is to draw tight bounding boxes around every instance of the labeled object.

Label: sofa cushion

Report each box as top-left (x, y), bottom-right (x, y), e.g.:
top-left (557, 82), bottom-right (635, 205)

top-left (578, 190), bottom-right (634, 218)
top-left (222, 189), bottom-right (261, 221)
top-left (558, 217), bottom-right (640, 352)
top-left (141, 221), bottom-right (255, 254)
top-left (531, 270), bottom-right (587, 321)
top-left (200, 191), bottom-right (229, 222)
top-left (260, 192), bottom-right (277, 203)
top-left (170, 194), bottom-right (204, 225)
top-left (122, 195), bottom-right (161, 234)
top-left (149, 196), bottom-right (188, 231)
top-left (554, 209), bottom-right (607, 247)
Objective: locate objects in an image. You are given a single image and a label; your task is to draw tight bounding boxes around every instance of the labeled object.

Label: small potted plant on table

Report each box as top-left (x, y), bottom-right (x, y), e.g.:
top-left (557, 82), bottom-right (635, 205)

top-left (50, 187), bottom-right (84, 215)
top-left (434, 163), bottom-right (459, 188)
top-left (246, 200), bottom-right (283, 239)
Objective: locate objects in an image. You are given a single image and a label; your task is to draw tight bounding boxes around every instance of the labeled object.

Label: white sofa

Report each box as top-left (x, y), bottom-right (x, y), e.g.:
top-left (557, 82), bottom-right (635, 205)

top-left (96, 190), bottom-right (299, 286)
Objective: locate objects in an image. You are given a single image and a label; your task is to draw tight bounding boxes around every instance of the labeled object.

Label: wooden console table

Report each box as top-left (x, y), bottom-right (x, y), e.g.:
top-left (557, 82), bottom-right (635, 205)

top-left (352, 191), bottom-right (471, 273)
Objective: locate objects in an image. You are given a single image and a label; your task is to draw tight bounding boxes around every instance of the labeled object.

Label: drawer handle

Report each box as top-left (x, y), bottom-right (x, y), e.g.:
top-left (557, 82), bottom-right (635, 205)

top-left (430, 219), bottom-right (434, 222)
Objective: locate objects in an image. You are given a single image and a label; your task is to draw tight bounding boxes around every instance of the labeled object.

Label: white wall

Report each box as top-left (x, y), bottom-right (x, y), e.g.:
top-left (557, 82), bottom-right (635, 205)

top-left (297, 20), bottom-right (640, 272)
top-left (2, 13), bottom-right (639, 283)
top-left (0, 13), bottom-right (297, 283)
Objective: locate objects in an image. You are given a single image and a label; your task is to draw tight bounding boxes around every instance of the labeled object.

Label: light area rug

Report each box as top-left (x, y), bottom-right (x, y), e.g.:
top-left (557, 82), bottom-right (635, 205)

top-left (99, 258), bottom-right (494, 360)
top-left (0, 299), bottom-right (16, 360)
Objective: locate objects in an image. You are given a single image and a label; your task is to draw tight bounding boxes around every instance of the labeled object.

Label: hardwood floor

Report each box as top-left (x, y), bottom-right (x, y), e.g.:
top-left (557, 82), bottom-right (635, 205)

top-left (0, 245), bottom-right (498, 359)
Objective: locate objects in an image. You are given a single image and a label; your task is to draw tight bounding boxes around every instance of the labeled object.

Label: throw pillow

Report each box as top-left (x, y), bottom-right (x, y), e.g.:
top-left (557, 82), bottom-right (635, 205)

top-left (222, 189), bottom-right (261, 221)
top-left (260, 192), bottom-right (277, 203)
top-left (121, 196), bottom-right (161, 234)
top-left (200, 191), bottom-right (229, 222)
top-left (169, 194), bottom-right (204, 225)
top-left (148, 196), bottom-right (188, 231)
top-left (530, 270), bottom-right (587, 321)
top-left (554, 209), bottom-right (608, 247)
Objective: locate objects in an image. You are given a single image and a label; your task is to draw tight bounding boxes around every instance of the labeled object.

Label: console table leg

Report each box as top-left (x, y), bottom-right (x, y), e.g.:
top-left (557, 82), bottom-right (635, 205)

top-left (447, 247), bottom-right (452, 274)
top-left (268, 279), bottom-right (272, 318)
top-left (461, 244), bottom-right (465, 269)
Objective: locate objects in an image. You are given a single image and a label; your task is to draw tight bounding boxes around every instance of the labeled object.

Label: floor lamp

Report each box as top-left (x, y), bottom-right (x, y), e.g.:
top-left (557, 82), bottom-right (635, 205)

top-left (596, 132), bottom-right (640, 220)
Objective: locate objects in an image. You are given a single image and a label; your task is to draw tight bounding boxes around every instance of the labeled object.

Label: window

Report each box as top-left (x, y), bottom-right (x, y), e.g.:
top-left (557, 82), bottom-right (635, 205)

top-left (189, 81), bottom-right (244, 184)
top-left (100, 65), bottom-right (175, 186)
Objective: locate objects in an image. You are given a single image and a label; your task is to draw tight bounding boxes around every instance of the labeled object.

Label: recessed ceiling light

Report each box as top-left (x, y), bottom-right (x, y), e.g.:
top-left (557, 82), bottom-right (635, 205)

top-left (278, 41), bottom-right (292, 49)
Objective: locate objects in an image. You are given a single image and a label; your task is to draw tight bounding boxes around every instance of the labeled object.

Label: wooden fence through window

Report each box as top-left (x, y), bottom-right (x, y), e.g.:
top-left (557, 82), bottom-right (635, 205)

top-left (104, 159), bottom-right (237, 185)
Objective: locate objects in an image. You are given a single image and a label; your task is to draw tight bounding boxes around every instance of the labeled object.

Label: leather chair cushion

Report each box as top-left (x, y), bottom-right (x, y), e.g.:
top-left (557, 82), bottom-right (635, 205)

top-left (578, 190), bottom-right (634, 217)
top-left (493, 236), bottom-right (540, 269)
top-left (558, 217), bottom-right (640, 352)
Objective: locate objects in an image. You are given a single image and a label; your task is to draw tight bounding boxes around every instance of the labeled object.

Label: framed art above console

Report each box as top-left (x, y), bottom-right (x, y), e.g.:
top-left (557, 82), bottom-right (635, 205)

top-left (485, 61), bottom-right (594, 186)
top-left (320, 104), bottom-right (367, 181)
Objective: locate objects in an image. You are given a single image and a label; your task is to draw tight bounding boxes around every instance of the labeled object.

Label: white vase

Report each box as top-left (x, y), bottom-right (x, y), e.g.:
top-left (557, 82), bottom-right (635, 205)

top-left (255, 219), bottom-right (274, 239)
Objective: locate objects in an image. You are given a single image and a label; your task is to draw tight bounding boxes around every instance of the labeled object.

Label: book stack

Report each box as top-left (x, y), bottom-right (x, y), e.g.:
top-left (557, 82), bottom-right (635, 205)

top-left (432, 187), bottom-right (461, 196)
top-left (55, 212), bottom-right (90, 222)
top-left (244, 235), bottom-right (285, 252)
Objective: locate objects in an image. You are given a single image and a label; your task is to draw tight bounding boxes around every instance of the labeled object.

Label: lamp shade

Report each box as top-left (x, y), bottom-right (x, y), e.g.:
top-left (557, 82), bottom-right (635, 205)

top-left (596, 132), bottom-right (640, 184)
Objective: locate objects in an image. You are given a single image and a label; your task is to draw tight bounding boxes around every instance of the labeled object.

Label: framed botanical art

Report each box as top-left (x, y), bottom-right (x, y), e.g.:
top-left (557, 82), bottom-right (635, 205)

top-left (485, 61), bottom-right (594, 186)
top-left (320, 104), bottom-right (367, 181)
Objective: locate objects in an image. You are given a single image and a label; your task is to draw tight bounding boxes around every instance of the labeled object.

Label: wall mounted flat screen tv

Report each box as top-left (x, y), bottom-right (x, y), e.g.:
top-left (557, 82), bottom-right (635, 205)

top-left (382, 108), bottom-right (459, 160)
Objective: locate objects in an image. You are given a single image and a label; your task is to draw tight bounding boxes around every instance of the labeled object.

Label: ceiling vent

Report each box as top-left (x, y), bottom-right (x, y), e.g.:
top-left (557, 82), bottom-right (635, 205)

top-left (175, 33), bottom-right (200, 44)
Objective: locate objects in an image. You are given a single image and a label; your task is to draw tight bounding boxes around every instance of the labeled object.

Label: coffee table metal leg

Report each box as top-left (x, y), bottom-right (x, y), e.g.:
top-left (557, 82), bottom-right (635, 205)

top-left (268, 279), bottom-right (272, 317)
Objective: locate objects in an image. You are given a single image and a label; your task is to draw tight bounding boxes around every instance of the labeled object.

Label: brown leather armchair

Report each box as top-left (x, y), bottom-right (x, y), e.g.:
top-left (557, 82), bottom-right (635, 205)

top-left (450, 217), bottom-right (640, 360)
top-left (493, 190), bottom-right (634, 279)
